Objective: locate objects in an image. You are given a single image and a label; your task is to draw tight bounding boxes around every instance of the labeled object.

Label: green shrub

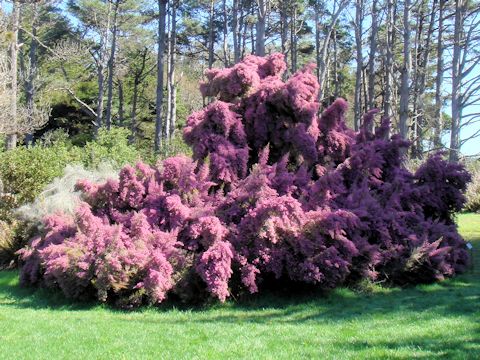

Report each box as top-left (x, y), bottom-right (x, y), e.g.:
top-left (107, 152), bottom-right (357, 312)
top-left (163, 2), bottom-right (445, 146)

top-left (82, 127), bottom-right (142, 168)
top-left (0, 193), bottom-right (19, 224)
top-left (155, 132), bottom-right (192, 162)
top-left (465, 161), bottom-right (480, 213)
top-left (0, 127), bottom-right (143, 224)
top-left (0, 221), bottom-right (16, 269)
top-left (0, 220), bottom-right (36, 269)
top-left (0, 140), bottom-right (82, 208)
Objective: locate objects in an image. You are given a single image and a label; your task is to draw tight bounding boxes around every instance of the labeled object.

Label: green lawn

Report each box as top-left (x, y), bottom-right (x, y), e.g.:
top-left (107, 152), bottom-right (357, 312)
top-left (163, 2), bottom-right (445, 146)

top-left (0, 214), bottom-right (479, 359)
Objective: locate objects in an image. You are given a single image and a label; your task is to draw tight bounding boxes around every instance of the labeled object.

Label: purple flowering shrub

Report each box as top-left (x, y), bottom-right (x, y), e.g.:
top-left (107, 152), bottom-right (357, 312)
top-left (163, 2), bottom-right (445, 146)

top-left (19, 54), bottom-right (471, 306)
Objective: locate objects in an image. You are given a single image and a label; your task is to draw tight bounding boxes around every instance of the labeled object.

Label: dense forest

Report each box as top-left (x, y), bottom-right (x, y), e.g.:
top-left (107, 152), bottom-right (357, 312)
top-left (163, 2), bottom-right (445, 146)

top-left (0, 0), bottom-right (479, 160)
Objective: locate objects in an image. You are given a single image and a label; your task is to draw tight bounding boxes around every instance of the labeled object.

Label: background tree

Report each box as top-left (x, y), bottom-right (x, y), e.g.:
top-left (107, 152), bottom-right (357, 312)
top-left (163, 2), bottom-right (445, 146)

top-left (1, 0), bottom-right (479, 159)
top-left (449, 0), bottom-right (480, 161)
top-left (399, 0), bottom-right (412, 140)
top-left (154, 0), bottom-right (167, 152)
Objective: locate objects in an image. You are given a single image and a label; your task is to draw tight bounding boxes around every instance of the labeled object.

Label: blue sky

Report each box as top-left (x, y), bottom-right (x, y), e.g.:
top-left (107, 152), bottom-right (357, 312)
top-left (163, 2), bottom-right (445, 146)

top-left (451, 115), bottom-right (480, 156)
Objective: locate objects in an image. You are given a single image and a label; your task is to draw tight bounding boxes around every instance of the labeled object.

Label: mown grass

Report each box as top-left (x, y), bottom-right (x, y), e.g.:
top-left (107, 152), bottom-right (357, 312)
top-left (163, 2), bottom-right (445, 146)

top-left (0, 214), bottom-right (479, 359)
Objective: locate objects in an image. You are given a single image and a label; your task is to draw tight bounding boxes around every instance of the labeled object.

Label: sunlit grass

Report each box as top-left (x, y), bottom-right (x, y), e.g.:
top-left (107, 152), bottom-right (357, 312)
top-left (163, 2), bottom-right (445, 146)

top-left (0, 214), bottom-right (478, 359)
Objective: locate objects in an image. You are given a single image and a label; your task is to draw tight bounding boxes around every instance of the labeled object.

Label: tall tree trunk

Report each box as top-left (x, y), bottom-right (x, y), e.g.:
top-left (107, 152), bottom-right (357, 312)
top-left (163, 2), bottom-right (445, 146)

top-left (250, 4), bottom-right (255, 55)
top-left (367, 0), bottom-right (378, 109)
top-left (130, 48), bottom-right (148, 143)
top-left (414, 0), bottom-right (437, 158)
top-left (6, 0), bottom-right (20, 150)
top-left (169, 0), bottom-right (177, 139)
top-left (232, 0), bottom-right (241, 63)
top-left (450, 0), bottom-right (463, 161)
top-left (166, 2), bottom-right (171, 141)
top-left (95, 0), bottom-right (112, 136)
top-left (354, 0), bottom-right (364, 130)
top-left (105, 0), bottom-right (120, 130)
top-left (208, 0), bottom-right (215, 69)
top-left (118, 79), bottom-right (124, 126)
top-left (240, 3), bottom-right (247, 58)
top-left (399, 0), bottom-right (411, 139)
top-left (383, 0), bottom-right (394, 120)
top-left (96, 68), bottom-right (105, 134)
top-left (255, 0), bottom-right (267, 56)
top-left (362, 67), bottom-right (369, 112)
top-left (290, 4), bottom-right (297, 73)
top-left (280, 0), bottom-right (288, 71)
top-left (25, 2), bottom-right (40, 146)
top-left (411, 1), bottom-right (425, 120)
top-left (222, 0), bottom-right (229, 66)
top-left (433, 0), bottom-right (445, 148)
top-left (333, 28), bottom-right (339, 97)
top-left (315, 1), bottom-right (321, 86)
top-left (410, 0), bottom-right (426, 156)
top-left (154, 0), bottom-right (167, 152)
top-left (130, 79), bottom-right (139, 143)
top-left (325, 56), bottom-right (331, 100)
top-left (316, 1), bottom-right (347, 103)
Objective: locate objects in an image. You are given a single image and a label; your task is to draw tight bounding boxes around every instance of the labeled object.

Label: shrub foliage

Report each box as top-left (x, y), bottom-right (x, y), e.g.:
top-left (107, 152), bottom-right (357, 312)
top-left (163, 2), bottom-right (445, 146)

top-left (19, 55), bottom-right (471, 306)
top-left (464, 161), bottom-right (480, 213)
top-left (0, 127), bottom-right (141, 219)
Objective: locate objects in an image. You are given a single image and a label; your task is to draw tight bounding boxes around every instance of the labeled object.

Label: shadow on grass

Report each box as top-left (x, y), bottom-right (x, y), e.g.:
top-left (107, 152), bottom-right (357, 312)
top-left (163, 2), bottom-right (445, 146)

top-left (1, 268), bottom-right (479, 325)
top-left (0, 270), bottom-right (98, 311)
top-left (186, 274), bottom-right (480, 324)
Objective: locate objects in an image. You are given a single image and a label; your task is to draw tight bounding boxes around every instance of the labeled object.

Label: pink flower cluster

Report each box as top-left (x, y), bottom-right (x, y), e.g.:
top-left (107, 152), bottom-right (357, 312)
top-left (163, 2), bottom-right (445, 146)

top-left (19, 54), bottom-right (471, 306)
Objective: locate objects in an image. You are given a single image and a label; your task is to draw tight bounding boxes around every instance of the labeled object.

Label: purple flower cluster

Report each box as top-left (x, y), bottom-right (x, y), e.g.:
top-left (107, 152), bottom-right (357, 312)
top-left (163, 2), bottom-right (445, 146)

top-left (19, 54), bottom-right (471, 306)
